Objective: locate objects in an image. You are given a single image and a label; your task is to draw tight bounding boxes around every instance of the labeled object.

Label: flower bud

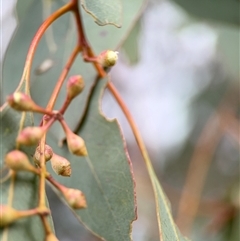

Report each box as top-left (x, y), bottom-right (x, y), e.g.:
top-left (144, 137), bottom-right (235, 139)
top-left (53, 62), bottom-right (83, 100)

top-left (7, 92), bottom-right (36, 111)
top-left (67, 133), bottom-right (88, 156)
top-left (17, 126), bottom-right (45, 146)
top-left (60, 119), bottom-right (88, 156)
top-left (5, 150), bottom-right (38, 174)
top-left (7, 92), bottom-right (49, 114)
top-left (60, 187), bottom-right (87, 209)
top-left (97, 50), bottom-right (118, 67)
top-left (51, 153), bottom-right (71, 177)
top-left (67, 75), bottom-right (85, 100)
top-left (45, 233), bottom-right (59, 241)
top-left (0, 205), bottom-right (41, 227)
top-left (0, 205), bottom-right (21, 227)
top-left (34, 144), bottom-right (53, 165)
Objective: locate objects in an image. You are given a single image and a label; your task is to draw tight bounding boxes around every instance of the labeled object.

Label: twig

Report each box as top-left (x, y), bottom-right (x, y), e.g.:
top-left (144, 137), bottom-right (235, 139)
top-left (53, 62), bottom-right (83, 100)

top-left (176, 104), bottom-right (239, 234)
top-left (175, 113), bottom-right (222, 234)
top-left (46, 45), bottom-right (80, 110)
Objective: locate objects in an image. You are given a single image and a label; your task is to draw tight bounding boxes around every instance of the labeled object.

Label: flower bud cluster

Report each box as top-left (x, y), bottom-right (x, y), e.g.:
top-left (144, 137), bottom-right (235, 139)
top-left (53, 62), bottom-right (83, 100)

top-left (2, 46), bottom-right (118, 235)
top-left (33, 144), bottom-right (72, 177)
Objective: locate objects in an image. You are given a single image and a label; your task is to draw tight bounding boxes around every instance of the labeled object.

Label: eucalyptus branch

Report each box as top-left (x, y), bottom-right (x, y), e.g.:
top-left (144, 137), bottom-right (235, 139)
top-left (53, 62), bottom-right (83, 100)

top-left (2, 0), bottom-right (177, 240)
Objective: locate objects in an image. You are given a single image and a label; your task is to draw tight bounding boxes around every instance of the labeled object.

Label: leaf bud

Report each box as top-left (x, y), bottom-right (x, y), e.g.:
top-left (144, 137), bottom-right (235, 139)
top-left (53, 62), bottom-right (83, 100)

top-left (16, 126), bottom-right (45, 146)
top-left (34, 144), bottom-right (53, 165)
top-left (97, 50), bottom-right (118, 67)
top-left (67, 75), bottom-right (85, 100)
top-left (0, 205), bottom-right (21, 227)
top-left (51, 153), bottom-right (71, 177)
top-left (60, 187), bottom-right (87, 209)
top-left (5, 150), bottom-right (38, 174)
top-left (45, 233), bottom-right (59, 241)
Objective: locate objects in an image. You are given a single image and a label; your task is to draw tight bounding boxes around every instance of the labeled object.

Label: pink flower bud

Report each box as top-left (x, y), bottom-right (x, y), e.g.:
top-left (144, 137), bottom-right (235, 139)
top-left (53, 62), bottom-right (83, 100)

top-left (60, 119), bottom-right (88, 156)
top-left (67, 133), bottom-right (88, 156)
top-left (7, 92), bottom-right (50, 114)
top-left (5, 150), bottom-right (38, 173)
top-left (67, 75), bottom-right (85, 100)
top-left (17, 126), bottom-right (45, 146)
top-left (7, 92), bottom-right (36, 111)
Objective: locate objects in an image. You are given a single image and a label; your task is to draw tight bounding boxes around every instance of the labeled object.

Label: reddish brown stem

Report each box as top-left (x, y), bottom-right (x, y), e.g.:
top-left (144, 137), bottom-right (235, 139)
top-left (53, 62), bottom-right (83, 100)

top-left (46, 175), bottom-right (63, 191)
top-left (175, 114), bottom-right (222, 234)
top-left (176, 101), bottom-right (239, 234)
top-left (46, 45), bottom-right (80, 111)
top-left (71, 0), bottom-right (88, 47)
top-left (59, 97), bottom-right (71, 115)
top-left (71, 1), bottom-right (106, 77)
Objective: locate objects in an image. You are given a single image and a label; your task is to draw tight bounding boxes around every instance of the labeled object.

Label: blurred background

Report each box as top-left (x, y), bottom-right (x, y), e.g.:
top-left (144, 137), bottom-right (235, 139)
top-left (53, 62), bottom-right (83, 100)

top-left (1, 0), bottom-right (239, 240)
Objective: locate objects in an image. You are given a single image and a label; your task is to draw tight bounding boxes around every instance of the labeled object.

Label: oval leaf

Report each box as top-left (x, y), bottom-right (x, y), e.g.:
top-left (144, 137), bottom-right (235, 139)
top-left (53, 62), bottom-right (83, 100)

top-left (46, 78), bottom-right (137, 241)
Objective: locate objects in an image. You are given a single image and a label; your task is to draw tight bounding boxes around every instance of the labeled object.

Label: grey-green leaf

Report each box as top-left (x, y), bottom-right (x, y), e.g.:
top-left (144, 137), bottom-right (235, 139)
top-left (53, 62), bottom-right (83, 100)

top-left (80, 0), bottom-right (122, 27)
top-left (172, 0), bottom-right (239, 25)
top-left (136, 130), bottom-right (190, 240)
top-left (121, 20), bottom-right (141, 64)
top-left (152, 172), bottom-right (190, 241)
top-left (46, 78), bottom-right (137, 241)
